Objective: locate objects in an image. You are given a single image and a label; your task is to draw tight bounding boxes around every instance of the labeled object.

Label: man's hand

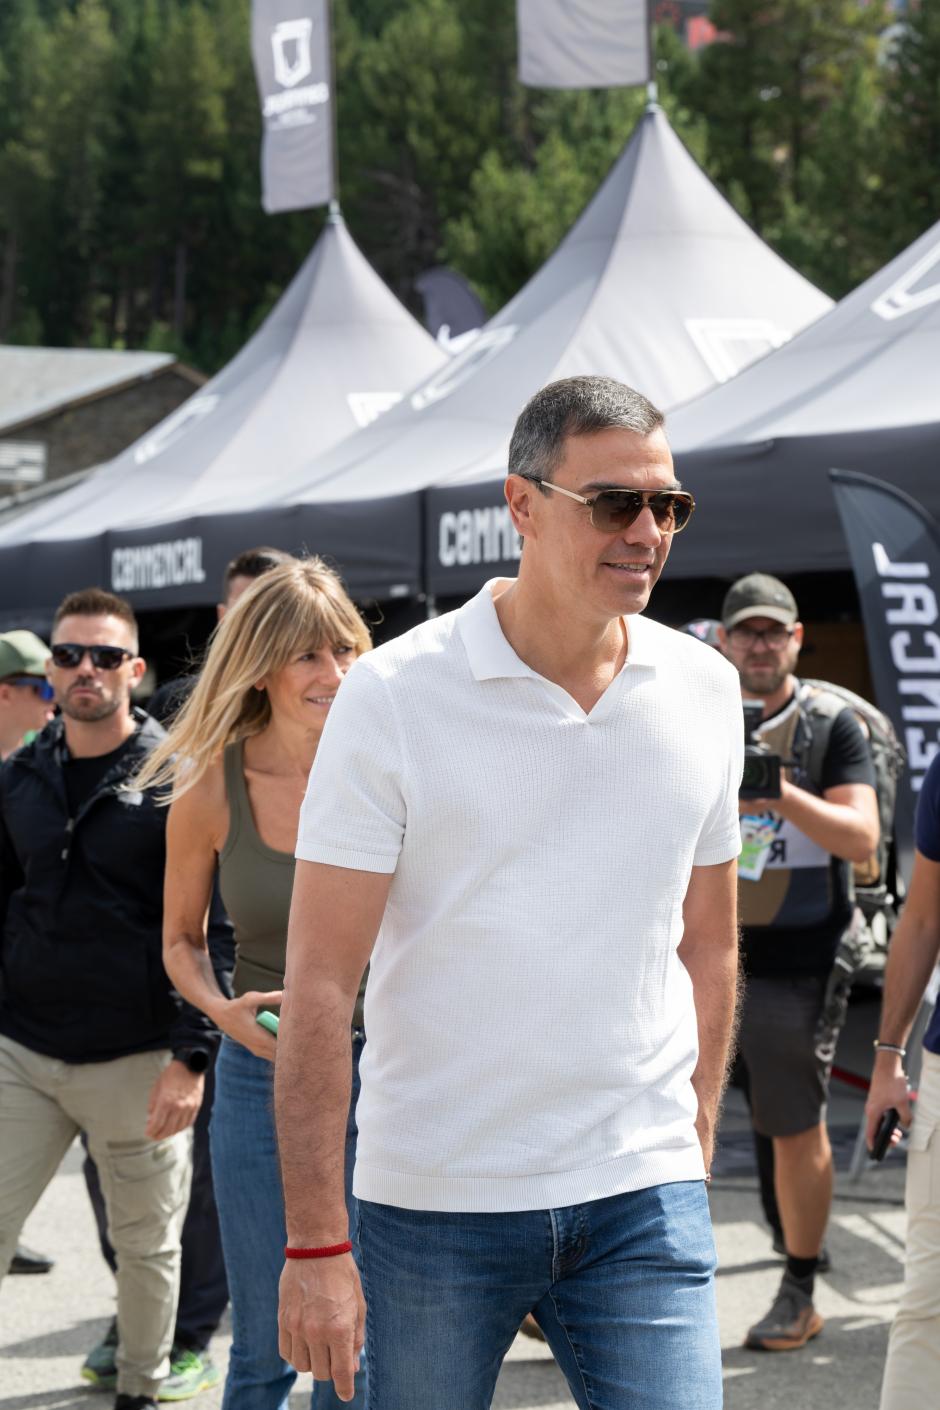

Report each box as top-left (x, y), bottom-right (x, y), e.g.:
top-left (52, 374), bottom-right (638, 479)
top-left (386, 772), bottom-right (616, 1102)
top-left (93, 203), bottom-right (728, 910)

top-left (278, 1254), bottom-right (365, 1401)
top-left (865, 1052), bottom-right (914, 1149)
top-left (145, 1059), bottom-right (204, 1140)
top-left (738, 777), bottom-right (793, 817)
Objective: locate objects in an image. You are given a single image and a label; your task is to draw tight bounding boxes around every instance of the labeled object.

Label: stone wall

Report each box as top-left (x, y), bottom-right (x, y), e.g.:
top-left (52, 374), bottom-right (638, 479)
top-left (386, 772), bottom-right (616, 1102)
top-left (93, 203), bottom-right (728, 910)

top-left (0, 366), bottom-right (203, 485)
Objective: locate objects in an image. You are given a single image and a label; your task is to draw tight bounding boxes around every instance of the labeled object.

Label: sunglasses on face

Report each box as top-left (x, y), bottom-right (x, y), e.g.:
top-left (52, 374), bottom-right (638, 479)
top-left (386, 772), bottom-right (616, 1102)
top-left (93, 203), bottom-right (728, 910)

top-left (50, 643), bottom-right (134, 671)
top-left (524, 478), bottom-right (695, 534)
top-left (6, 676), bottom-right (55, 701)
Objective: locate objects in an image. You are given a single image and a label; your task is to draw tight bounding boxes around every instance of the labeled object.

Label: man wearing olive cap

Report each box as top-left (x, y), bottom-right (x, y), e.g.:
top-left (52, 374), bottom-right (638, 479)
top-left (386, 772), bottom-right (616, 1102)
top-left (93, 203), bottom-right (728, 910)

top-left (720, 574), bottom-right (879, 1352)
top-left (0, 629), bottom-right (56, 1278)
top-left (0, 631), bottom-right (55, 763)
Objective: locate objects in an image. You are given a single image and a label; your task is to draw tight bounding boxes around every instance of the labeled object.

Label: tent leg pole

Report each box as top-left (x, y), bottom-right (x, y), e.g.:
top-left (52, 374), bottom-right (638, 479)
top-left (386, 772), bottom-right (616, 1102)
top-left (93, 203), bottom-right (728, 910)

top-left (425, 594), bottom-right (438, 620)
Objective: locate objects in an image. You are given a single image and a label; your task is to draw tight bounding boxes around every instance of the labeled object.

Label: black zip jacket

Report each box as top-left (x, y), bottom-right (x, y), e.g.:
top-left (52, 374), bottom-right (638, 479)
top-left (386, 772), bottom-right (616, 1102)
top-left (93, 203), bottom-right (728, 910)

top-left (0, 708), bottom-right (230, 1064)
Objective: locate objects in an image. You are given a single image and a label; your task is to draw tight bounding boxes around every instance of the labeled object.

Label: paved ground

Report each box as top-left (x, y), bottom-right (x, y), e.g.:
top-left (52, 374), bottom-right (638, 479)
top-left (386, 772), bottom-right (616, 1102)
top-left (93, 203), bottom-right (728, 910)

top-left (1, 993), bottom-right (911, 1409)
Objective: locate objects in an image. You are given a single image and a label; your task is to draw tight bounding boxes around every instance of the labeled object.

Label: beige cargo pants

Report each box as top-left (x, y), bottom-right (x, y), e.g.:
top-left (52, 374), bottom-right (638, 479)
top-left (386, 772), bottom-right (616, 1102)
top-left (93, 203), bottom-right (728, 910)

top-left (880, 1048), bottom-right (940, 1410)
top-left (0, 1035), bottom-right (193, 1399)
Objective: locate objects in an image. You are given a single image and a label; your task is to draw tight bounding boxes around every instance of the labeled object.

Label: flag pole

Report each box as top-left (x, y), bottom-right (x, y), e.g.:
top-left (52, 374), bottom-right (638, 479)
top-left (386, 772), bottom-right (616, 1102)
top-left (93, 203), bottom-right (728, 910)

top-left (328, 0), bottom-right (341, 217)
top-left (645, 0), bottom-right (658, 105)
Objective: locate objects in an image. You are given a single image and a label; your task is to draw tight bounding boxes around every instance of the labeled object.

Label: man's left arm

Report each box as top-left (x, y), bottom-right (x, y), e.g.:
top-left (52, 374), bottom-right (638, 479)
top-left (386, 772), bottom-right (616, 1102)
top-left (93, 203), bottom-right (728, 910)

top-left (678, 858), bottom-right (739, 1173)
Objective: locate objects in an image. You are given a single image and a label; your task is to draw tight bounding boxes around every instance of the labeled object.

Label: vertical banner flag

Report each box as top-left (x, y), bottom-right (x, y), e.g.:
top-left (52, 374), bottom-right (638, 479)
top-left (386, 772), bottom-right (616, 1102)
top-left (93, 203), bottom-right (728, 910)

top-left (517, 0), bottom-right (649, 89)
top-left (252, 0), bottom-right (335, 213)
top-left (830, 468), bottom-right (940, 881)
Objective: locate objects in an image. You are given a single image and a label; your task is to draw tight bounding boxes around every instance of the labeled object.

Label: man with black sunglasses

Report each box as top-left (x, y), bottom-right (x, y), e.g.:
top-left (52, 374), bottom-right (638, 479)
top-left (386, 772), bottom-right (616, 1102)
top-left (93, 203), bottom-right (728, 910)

top-left (0, 588), bottom-right (221, 1410)
top-left (719, 574), bottom-right (879, 1353)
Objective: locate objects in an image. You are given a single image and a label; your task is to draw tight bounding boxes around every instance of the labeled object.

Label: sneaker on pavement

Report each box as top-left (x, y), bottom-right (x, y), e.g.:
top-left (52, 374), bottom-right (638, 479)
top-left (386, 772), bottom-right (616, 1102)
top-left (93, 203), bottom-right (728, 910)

top-left (81, 1318), bottom-right (119, 1390)
top-left (8, 1242), bottom-right (54, 1274)
top-left (157, 1348), bottom-right (222, 1402)
top-left (771, 1232), bottom-right (831, 1273)
top-left (114, 1397), bottom-right (157, 1410)
top-left (745, 1272), bottom-right (824, 1351)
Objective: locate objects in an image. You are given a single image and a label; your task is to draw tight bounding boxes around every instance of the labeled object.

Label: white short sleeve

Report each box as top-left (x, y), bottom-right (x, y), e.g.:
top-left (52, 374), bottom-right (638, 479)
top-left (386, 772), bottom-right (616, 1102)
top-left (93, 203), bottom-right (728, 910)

top-left (692, 673), bottom-right (744, 867)
top-left (295, 660), bottom-right (405, 874)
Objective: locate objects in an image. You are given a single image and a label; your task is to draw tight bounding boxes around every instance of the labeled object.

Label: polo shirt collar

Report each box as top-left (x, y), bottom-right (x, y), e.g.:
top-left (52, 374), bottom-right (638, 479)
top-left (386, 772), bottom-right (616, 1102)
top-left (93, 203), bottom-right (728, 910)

top-left (457, 578), bottom-right (659, 683)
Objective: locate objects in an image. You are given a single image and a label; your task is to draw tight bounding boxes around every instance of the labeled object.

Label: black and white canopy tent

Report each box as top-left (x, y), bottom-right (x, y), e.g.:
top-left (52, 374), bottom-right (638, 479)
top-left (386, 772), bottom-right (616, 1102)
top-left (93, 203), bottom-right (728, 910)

top-left (0, 210), bottom-right (445, 612)
top-left (659, 215), bottom-right (940, 581)
top-left (269, 104), bottom-right (830, 512)
top-left (391, 102), bottom-right (830, 596)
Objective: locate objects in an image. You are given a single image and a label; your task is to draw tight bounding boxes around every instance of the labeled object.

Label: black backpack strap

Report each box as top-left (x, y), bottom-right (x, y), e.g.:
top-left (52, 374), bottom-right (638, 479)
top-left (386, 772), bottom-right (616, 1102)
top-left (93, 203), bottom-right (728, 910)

top-left (792, 682), bottom-right (840, 795)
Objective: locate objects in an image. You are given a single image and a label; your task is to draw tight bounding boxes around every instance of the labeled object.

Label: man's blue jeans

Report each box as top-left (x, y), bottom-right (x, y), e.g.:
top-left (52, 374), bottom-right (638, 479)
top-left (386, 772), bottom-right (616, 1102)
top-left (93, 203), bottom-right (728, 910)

top-left (357, 1180), bottom-right (721, 1410)
top-left (210, 1033), bottom-right (367, 1410)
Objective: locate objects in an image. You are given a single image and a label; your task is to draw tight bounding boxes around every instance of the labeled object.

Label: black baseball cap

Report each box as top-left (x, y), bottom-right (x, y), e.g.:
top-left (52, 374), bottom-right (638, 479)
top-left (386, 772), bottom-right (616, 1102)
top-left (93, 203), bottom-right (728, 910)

top-left (721, 574), bottom-right (798, 631)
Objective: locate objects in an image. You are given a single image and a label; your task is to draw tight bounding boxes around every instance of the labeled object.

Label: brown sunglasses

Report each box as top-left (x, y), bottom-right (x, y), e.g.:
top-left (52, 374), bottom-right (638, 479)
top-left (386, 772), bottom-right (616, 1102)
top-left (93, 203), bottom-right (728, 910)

top-left (523, 478), bottom-right (695, 534)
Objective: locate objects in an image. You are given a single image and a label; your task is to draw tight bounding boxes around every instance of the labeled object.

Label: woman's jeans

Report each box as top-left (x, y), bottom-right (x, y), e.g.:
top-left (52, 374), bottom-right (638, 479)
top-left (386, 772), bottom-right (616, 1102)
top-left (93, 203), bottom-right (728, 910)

top-left (211, 1033), bottom-right (367, 1410)
top-left (357, 1180), bottom-right (720, 1410)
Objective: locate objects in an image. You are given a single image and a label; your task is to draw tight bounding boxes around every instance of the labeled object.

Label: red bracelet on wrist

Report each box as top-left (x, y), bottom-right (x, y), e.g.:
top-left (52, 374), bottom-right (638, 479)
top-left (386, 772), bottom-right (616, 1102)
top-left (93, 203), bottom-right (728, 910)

top-left (284, 1241), bottom-right (352, 1260)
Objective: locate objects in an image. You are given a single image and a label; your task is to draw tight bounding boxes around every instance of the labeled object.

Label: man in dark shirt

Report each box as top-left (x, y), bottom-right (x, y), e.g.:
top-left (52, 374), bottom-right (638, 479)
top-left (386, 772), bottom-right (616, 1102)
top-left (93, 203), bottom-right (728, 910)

top-left (0, 588), bottom-right (213, 1410)
top-left (720, 574), bottom-right (879, 1352)
top-left (866, 749), bottom-right (940, 1408)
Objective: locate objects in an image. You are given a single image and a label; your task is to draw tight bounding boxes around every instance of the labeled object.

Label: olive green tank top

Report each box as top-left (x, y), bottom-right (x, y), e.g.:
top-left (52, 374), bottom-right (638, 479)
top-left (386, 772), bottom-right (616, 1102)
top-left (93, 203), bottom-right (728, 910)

top-left (219, 740), bottom-right (366, 1028)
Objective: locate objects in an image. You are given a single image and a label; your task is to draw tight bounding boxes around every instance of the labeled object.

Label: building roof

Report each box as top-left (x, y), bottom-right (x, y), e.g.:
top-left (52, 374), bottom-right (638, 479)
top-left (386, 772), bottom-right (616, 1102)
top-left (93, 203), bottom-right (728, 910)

top-left (0, 347), bottom-right (181, 434)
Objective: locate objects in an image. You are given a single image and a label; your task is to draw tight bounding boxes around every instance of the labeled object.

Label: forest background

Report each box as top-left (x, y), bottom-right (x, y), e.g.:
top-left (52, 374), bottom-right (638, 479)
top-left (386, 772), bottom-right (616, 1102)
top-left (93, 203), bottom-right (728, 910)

top-left (0, 0), bottom-right (937, 375)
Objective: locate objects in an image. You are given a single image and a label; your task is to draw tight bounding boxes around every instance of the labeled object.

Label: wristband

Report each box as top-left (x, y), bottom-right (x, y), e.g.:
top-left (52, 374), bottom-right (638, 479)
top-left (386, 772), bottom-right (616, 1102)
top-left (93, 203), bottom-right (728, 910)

top-left (284, 1241), bottom-right (352, 1260)
top-left (873, 1040), bottom-right (907, 1058)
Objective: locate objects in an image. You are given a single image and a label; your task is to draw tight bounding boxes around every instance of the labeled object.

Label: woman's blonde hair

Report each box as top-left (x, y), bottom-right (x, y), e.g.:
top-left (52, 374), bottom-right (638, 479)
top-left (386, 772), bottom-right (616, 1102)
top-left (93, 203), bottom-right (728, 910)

top-left (135, 556), bottom-right (371, 800)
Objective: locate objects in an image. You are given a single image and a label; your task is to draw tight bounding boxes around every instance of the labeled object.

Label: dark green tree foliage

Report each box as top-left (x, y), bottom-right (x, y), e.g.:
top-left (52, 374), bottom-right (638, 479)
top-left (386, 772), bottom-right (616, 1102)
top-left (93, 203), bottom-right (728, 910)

top-left (0, 0), bottom-right (936, 368)
top-left (879, 0), bottom-right (940, 253)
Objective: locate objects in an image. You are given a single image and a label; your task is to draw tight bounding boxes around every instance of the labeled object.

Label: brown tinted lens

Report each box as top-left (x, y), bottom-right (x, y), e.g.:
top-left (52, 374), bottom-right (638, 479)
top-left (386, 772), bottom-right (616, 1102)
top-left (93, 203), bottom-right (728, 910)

top-left (651, 493), bottom-right (693, 533)
top-left (591, 491), bottom-right (693, 534)
top-left (590, 492), bottom-right (644, 533)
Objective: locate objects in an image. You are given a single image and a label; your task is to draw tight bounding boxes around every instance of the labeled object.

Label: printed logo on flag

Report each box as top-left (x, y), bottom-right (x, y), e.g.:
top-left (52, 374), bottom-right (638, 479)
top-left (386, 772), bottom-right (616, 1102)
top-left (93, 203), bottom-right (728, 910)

top-left (271, 18), bottom-right (313, 88)
top-left (871, 241), bottom-right (940, 322)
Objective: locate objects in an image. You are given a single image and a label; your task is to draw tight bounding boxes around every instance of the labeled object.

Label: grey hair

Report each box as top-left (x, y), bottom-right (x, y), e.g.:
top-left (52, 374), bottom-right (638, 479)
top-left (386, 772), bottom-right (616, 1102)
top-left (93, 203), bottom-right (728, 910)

top-left (508, 376), bottom-right (665, 483)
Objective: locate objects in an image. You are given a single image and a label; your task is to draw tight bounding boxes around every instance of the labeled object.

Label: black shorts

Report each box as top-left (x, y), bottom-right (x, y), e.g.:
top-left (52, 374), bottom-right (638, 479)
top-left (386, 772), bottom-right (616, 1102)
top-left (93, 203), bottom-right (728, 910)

top-left (737, 973), bottom-right (836, 1138)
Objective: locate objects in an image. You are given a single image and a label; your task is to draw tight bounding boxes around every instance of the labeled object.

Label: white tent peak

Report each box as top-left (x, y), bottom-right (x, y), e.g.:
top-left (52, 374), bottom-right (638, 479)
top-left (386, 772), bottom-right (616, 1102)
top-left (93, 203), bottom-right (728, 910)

top-left (253, 103), bottom-right (833, 508)
top-left (0, 215), bottom-right (445, 544)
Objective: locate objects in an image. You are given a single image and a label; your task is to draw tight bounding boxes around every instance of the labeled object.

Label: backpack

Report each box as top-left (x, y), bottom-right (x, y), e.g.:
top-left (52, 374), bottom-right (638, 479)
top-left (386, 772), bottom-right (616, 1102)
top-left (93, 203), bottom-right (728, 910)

top-left (795, 679), bottom-right (906, 918)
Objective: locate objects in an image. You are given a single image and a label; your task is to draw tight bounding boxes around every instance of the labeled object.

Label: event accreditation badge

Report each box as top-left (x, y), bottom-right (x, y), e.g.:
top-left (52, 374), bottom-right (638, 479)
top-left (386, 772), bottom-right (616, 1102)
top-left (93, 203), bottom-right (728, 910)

top-left (738, 815), bottom-right (778, 882)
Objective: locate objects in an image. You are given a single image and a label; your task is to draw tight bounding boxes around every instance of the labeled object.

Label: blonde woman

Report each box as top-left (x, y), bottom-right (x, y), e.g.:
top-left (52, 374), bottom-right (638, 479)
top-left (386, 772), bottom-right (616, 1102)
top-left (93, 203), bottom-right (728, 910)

top-left (137, 558), bottom-right (371, 1410)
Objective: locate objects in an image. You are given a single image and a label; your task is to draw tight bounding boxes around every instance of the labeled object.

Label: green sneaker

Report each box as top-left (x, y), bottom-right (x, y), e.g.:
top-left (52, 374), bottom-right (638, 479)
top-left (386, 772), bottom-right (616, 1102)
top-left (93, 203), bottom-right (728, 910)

top-left (80, 1318), bottom-right (118, 1390)
top-left (158, 1348), bottom-right (222, 1402)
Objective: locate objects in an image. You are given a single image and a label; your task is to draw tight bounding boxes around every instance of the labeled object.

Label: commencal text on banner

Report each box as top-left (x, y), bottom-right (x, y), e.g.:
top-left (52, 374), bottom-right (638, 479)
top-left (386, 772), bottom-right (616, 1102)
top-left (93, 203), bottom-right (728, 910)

top-left (252, 0), bottom-right (335, 214)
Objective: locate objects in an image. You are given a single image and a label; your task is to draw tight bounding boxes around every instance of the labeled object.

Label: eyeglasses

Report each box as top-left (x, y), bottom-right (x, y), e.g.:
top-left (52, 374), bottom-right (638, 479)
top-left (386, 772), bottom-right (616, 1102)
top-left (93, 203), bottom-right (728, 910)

top-left (5, 676), bottom-right (55, 701)
top-left (727, 624), bottom-right (796, 651)
top-left (50, 643), bottom-right (134, 671)
top-left (523, 478), bottom-right (695, 535)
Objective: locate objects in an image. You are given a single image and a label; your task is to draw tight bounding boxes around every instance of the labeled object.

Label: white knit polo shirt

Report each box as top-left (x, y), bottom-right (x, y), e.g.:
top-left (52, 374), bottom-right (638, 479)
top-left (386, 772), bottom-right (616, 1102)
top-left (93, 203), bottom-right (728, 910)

top-left (296, 580), bottom-right (743, 1212)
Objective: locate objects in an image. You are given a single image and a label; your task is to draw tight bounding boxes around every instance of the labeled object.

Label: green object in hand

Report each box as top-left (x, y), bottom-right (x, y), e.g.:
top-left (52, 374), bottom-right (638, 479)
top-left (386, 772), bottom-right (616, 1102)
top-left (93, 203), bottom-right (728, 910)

top-left (256, 1011), bottom-right (279, 1036)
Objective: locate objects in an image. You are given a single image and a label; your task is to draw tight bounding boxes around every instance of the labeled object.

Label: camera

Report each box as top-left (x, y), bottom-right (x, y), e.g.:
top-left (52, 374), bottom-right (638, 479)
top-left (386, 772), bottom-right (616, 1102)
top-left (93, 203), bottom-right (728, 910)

top-left (740, 701), bottom-right (782, 800)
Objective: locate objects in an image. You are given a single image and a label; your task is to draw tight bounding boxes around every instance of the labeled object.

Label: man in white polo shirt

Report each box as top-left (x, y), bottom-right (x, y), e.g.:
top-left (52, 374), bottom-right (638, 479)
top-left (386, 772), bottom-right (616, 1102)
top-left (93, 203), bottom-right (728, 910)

top-left (276, 375), bottom-right (743, 1409)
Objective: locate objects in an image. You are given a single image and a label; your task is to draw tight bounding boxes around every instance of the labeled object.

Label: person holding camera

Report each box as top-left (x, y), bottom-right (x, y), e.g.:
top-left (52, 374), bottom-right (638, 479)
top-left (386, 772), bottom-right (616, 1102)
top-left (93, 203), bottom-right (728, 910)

top-left (719, 573), bottom-right (879, 1352)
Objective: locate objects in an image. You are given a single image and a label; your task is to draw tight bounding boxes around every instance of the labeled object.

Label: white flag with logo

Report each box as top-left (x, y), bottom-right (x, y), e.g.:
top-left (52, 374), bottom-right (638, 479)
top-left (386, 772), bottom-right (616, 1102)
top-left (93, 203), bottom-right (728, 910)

top-left (252, 0), bottom-right (335, 213)
top-left (517, 0), bottom-right (649, 89)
